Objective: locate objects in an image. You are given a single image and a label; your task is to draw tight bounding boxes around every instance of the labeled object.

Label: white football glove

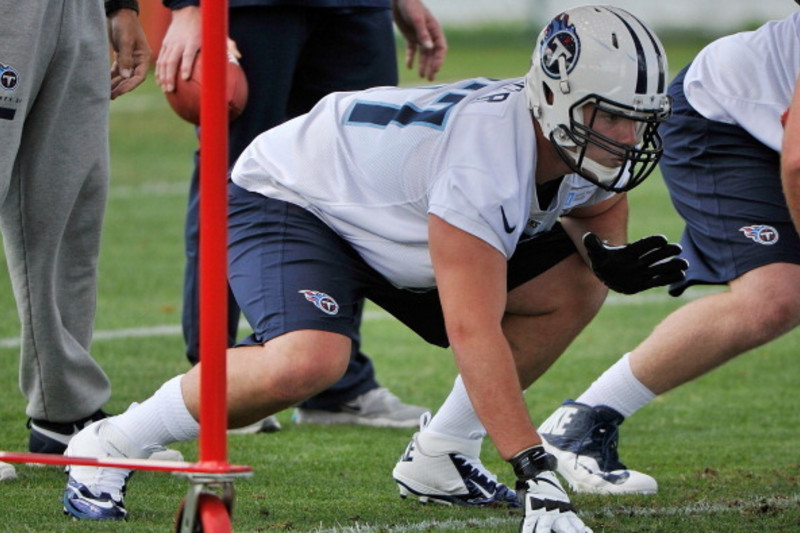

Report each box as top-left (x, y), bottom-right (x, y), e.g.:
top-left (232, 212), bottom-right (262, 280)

top-left (510, 446), bottom-right (592, 533)
top-left (518, 471), bottom-right (592, 533)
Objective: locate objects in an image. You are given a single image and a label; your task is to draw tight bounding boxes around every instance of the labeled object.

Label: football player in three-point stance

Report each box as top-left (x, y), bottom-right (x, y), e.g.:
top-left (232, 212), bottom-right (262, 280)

top-left (63, 6), bottom-right (684, 531)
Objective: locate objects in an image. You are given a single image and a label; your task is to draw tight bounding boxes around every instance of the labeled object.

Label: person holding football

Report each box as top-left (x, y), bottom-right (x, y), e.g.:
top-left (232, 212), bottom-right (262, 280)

top-left (537, 9), bottom-right (800, 497)
top-left (63, 6), bottom-right (685, 531)
top-left (155, 0), bottom-right (447, 432)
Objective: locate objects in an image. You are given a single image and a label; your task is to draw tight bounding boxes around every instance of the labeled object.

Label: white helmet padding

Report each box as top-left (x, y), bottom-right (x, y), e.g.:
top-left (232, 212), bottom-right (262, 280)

top-left (525, 5), bottom-right (672, 192)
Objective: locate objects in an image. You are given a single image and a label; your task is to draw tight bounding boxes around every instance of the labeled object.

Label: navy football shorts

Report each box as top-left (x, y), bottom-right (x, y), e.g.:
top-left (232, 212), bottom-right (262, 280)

top-left (227, 182), bottom-right (576, 348)
top-left (661, 66), bottom-right (800, 296)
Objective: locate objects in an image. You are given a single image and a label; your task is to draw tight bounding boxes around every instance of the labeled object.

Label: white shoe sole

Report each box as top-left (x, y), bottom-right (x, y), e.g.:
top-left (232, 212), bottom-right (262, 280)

top-left (543, 442), bottom-right (658, 495)
top-left (393, 466), bottom-right (468, 506)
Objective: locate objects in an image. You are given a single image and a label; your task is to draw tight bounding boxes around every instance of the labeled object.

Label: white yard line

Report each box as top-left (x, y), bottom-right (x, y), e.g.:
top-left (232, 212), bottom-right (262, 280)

top-left (310, 493), bottom-right (800, 533)
top-left (108, 182), bottom-right (188, 198)
top-left (0, 289), bottom-right (719, 350)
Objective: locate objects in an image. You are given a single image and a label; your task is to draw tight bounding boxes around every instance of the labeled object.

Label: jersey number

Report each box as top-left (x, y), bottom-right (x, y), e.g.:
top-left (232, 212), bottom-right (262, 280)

top-left (345, 82), bottom-right (490, 130)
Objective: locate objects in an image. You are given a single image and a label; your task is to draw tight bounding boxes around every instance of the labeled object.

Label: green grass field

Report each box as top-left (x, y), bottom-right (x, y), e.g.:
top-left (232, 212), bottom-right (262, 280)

top-left (1, 27), bottom-right (799, 532)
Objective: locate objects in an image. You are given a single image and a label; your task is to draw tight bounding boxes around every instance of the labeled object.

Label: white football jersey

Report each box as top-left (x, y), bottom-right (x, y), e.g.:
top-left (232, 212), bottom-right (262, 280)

top-left (684, 11), bottom-right (800, 152)
top-left (232, 77), bottom-right (612, 289)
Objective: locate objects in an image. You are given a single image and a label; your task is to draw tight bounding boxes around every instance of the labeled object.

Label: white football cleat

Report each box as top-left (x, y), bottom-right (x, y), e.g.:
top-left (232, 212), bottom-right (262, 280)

top-left (539, 401), bottom-right (657, 495)
top-left (63, 419), bottom-right (176, 520)
top-left (392, 414), bottom-right (518, 507)
top-left (63, 420), bottom-right (143, 520)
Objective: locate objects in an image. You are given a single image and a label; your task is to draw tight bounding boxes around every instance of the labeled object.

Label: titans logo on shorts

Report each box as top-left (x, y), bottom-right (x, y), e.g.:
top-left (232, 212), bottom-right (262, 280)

top-left (739, 225), bottom-right (779, 245)
top-left (299, 290), bottom-right (339, 315)
top-left (661, 66), bottom-right (800, 296)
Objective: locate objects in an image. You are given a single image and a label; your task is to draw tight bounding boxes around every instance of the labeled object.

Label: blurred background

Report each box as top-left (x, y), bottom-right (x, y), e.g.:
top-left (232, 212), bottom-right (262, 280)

top-left (138, 0), bottom-right (800, 58)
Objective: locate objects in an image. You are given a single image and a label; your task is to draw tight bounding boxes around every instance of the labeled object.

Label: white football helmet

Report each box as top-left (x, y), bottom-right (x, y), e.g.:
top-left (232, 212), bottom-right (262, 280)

top-left (526, 5), bottom-right (672, 192)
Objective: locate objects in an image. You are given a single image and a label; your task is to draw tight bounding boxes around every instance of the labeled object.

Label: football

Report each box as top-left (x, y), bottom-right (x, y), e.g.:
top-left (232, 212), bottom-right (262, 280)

top-left (165, 52), bottom-right (248, 125)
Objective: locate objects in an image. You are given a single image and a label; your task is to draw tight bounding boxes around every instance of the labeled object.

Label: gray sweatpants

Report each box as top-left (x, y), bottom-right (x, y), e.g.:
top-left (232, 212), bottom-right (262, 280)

top-left (0, 0), bottom-right (111, 421)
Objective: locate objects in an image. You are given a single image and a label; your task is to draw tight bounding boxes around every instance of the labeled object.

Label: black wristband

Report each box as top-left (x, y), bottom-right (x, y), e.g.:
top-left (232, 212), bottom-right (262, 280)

top-left (509, 445), bottom-right (557, 481)
top-left (105, 0), bottom-right (140, 16)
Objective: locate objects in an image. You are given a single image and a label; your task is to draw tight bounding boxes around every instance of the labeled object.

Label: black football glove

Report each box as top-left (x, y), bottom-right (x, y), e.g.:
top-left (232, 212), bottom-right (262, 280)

top-left (583, 232), bottom-right (688, 295)
top-left (511, 446), bottom-right (593, 533)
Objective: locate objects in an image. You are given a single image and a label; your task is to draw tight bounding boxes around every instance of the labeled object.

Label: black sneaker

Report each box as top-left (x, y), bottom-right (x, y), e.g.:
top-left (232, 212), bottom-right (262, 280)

top-left (28, 410), bottom-right (108, 454)
top-left (538, 400), bottom-right (658, 494)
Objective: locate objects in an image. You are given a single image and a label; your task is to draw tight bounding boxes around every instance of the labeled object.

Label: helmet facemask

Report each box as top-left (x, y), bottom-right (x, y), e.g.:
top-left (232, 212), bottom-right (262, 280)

top-left (551, 94), bottom-right (672, 192)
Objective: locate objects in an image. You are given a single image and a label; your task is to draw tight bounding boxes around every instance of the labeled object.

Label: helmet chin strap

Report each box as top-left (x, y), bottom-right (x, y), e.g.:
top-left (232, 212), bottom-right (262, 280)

top-left (561, 145), bottom-right (628, 189)
top-left (579, 156), bottom-right (628, 189)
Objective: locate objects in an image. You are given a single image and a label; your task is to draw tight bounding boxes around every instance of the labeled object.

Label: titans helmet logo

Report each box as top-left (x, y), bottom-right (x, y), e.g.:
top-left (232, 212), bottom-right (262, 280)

top-left (540, 14), bottom-right (580, 80)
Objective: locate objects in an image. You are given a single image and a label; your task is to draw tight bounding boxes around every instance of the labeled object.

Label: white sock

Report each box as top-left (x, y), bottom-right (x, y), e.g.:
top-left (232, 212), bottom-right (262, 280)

top-left (425, 375), bottom-right (486, 443)
top-left (107, 375), bottom-right (199, 452)
top-left (576, 353), bottom-right (656, 418)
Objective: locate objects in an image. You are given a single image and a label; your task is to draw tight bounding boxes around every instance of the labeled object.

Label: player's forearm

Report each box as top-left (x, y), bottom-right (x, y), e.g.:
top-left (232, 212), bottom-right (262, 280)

top-left (782, 162), bottom-right (800, 234)
top-left (562, 194), bottom-right (629, 266)
top-left (451, 335), bottom-right (539, 460)
top-left (781, 80), bottom-right (800, 234)
top-left (781, 172), bottom-right (800, 233)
